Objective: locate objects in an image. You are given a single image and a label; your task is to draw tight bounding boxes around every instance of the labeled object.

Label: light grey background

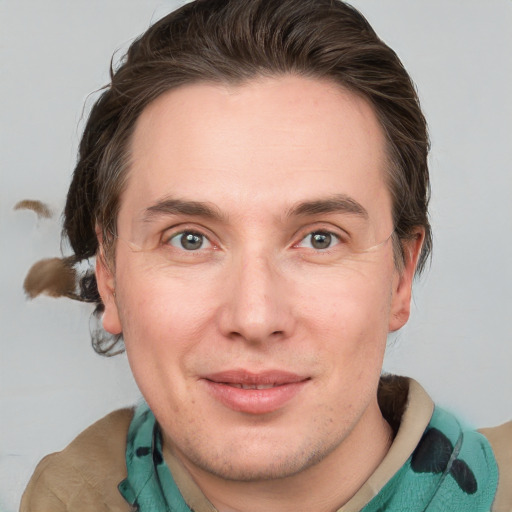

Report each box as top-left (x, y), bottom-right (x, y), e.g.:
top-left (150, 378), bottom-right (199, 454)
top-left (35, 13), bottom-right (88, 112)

top-left (1, 1), bottom-right (511, 510)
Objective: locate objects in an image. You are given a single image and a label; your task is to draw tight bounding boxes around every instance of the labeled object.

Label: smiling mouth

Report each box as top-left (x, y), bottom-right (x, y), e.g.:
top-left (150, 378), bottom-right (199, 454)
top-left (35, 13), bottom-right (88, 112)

top-left (218, 382), bottom-right (287, 390)
top-left (203, 369), bottom-right (308, 387)
top-left (202, 370), bottom-right (309, 414)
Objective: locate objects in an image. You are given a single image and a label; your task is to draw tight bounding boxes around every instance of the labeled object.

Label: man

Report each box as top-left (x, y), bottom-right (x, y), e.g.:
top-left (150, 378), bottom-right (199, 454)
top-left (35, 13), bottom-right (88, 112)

top-left (20, 0), bottom-right (510, 510)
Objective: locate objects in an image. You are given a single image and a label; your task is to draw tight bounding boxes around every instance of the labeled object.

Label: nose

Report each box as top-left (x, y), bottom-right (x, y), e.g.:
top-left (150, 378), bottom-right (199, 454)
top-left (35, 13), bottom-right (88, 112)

top-left (218, 251), bottom-right (295, 345)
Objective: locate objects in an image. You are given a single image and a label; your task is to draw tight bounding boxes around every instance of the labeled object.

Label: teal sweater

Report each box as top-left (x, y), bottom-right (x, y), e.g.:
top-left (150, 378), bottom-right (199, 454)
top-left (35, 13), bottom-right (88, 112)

top-left (119, 403), bottom-right (498, 511)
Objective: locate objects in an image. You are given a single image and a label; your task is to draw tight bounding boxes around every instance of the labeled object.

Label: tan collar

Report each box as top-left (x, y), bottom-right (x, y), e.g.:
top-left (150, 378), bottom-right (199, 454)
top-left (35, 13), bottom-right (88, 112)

top-left (163, 376), bottom-right (434, 512)
top-left (339, 378), bottom-right (434, 511)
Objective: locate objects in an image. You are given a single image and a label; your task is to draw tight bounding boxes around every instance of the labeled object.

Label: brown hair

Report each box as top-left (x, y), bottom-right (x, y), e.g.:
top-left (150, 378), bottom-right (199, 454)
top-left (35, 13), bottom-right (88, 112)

top-left (62, 0), bottom-right (431, 354)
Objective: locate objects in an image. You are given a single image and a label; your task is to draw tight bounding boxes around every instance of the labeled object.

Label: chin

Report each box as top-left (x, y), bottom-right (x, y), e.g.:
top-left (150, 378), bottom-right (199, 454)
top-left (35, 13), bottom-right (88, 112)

top-left (193, 453), bottom-right (316, 482)
top-left (177, 429), bottom-right (344, 482)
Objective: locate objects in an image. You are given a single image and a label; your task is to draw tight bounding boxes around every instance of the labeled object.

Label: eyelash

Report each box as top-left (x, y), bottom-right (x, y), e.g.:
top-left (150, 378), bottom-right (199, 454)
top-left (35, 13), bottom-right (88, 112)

top-left (293, 230), bottom-right (342, 251)
top-left (161, 224), bottom-right (347, 253)
top-left (163, 229), bottom-right (214, 252)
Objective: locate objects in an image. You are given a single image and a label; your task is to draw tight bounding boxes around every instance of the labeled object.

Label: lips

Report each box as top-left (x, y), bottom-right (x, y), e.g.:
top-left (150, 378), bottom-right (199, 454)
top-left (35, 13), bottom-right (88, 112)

top-left (226, 383), bottom-right (278, 390)
top-left (202, 370), bottom-right (309, 414)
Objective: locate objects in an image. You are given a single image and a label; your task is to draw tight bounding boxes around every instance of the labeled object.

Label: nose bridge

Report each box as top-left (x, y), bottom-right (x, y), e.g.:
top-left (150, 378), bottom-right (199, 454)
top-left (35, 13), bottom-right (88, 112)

top-left (221, 245), bottom-right (291, 343)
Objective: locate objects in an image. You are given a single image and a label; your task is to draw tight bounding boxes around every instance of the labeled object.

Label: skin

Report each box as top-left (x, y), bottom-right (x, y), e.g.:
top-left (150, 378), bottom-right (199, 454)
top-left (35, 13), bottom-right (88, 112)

top-left (96, 75), bottom-right (423, 512)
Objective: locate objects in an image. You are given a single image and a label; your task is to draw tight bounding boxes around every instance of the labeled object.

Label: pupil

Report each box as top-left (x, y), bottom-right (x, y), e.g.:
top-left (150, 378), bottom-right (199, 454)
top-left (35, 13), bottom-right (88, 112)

top-left (312, 232), bottom-right (331, 249)
top-left (181, 233), bottom-right (202, 250)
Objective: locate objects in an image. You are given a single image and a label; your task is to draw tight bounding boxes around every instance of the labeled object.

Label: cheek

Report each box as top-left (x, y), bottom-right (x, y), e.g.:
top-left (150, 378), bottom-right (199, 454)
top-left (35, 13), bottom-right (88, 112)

top-left (295, 274), bottom-right (392, 420)
top-left (296, 268), bottom-right (394, 385)
top-left (114, 261), bottom-right (219, 373)
top-left (300, 269), bottom-right (394, 338)
top-left (116, 271), bottom-right (216, 416)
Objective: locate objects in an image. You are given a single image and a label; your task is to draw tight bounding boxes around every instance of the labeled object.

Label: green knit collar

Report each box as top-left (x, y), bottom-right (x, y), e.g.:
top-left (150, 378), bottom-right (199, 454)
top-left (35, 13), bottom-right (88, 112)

top-left (118, 402), bottom-right (498, 511)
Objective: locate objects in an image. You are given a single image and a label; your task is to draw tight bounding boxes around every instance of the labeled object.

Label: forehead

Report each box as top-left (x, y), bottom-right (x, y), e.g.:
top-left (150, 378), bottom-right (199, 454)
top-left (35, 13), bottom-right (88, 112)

top-left (120, 75), bottom-right (391, 229)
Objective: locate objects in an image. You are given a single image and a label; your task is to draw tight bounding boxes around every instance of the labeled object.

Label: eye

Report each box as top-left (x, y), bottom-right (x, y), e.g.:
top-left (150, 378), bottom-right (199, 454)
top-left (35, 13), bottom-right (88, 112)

top-left (297, 231), bottom-right (340, 250)
top-left (167, 231), bottom-right (212, 251)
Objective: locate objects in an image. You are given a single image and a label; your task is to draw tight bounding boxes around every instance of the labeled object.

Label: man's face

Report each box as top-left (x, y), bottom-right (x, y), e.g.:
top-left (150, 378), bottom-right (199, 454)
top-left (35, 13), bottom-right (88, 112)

top-left (98, 76), bottom-right (419, 481)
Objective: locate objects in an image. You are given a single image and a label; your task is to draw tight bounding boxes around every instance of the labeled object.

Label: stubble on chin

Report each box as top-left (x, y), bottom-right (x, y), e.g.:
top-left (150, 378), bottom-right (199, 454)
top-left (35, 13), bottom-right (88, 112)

top-left (163, 410), bottom-right (352, 483)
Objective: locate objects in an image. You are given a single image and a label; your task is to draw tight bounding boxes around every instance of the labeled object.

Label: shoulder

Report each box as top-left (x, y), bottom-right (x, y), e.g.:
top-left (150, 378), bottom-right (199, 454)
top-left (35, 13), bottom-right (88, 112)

top-left (20, 408), bottom-right (135, 512)
top-left (479, 421), bottom-right (512, 512)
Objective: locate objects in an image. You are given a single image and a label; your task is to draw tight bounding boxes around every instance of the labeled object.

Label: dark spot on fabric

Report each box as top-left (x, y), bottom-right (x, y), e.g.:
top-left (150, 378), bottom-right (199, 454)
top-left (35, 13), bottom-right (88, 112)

top-left (136, 446), bottom-right (151, 457)
top-left (153, 448), bottom-right (163, 465)
top-left (451, 458), bottom-right (478, 494)
top-left (411, 427), bottom-right (478, 495)
top-left (411, 428), bottom-right (452, 473)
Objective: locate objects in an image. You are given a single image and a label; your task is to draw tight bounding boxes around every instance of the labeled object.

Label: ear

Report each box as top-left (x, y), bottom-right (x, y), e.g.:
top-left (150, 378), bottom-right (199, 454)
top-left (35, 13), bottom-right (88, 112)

top-left (95, 242), bottom-right (122, 335)
top-left (388, 229), bottom-right (425, 332)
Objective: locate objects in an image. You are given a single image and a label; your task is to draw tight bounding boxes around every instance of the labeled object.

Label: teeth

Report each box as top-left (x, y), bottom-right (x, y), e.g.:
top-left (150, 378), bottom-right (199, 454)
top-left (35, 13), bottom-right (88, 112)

top-left (228, 383), bottom-right (276, 390)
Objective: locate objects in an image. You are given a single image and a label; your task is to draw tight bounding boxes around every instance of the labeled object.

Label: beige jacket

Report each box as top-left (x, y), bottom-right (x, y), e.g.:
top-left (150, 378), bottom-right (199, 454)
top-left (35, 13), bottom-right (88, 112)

top-left (20, 380), bottom-right (512, 511)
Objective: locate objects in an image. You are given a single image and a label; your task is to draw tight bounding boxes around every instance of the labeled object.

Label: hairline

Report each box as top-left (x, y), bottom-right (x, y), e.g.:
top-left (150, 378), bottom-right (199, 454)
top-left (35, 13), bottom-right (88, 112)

top-left (99, 73), bottom-right (412, 272)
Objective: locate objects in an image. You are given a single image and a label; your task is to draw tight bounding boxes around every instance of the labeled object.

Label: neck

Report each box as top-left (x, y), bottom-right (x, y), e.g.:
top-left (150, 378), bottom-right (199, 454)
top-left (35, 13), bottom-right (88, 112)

top-left (165, 399), bottom-right (393, 512)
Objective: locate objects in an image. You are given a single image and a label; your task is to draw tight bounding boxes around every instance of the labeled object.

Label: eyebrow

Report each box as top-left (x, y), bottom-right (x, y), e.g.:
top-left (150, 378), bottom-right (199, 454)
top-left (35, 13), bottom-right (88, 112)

top-left (287, 194), bottom-right (369, 219)
top-left (140, 194), bottom-right (368, 224)
top-left (141, 197), bottom-right (225, 222)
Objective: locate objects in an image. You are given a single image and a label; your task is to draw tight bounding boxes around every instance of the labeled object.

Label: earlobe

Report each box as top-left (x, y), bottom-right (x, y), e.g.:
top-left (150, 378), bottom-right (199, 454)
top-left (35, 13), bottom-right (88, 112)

top-left (95, 250), bottom-right (123, 335)
top-left (388, 230), bottom-right (425, 332)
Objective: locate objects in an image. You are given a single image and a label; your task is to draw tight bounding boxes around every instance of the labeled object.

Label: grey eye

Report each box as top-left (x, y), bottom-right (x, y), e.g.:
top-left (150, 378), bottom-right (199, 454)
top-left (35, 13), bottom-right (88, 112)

top-left (168, 231), bottom-right (211, 251)
top-left (311, 232), bottom-right (332, 249)
top-left (297, 231), bottom-right (339, 250)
